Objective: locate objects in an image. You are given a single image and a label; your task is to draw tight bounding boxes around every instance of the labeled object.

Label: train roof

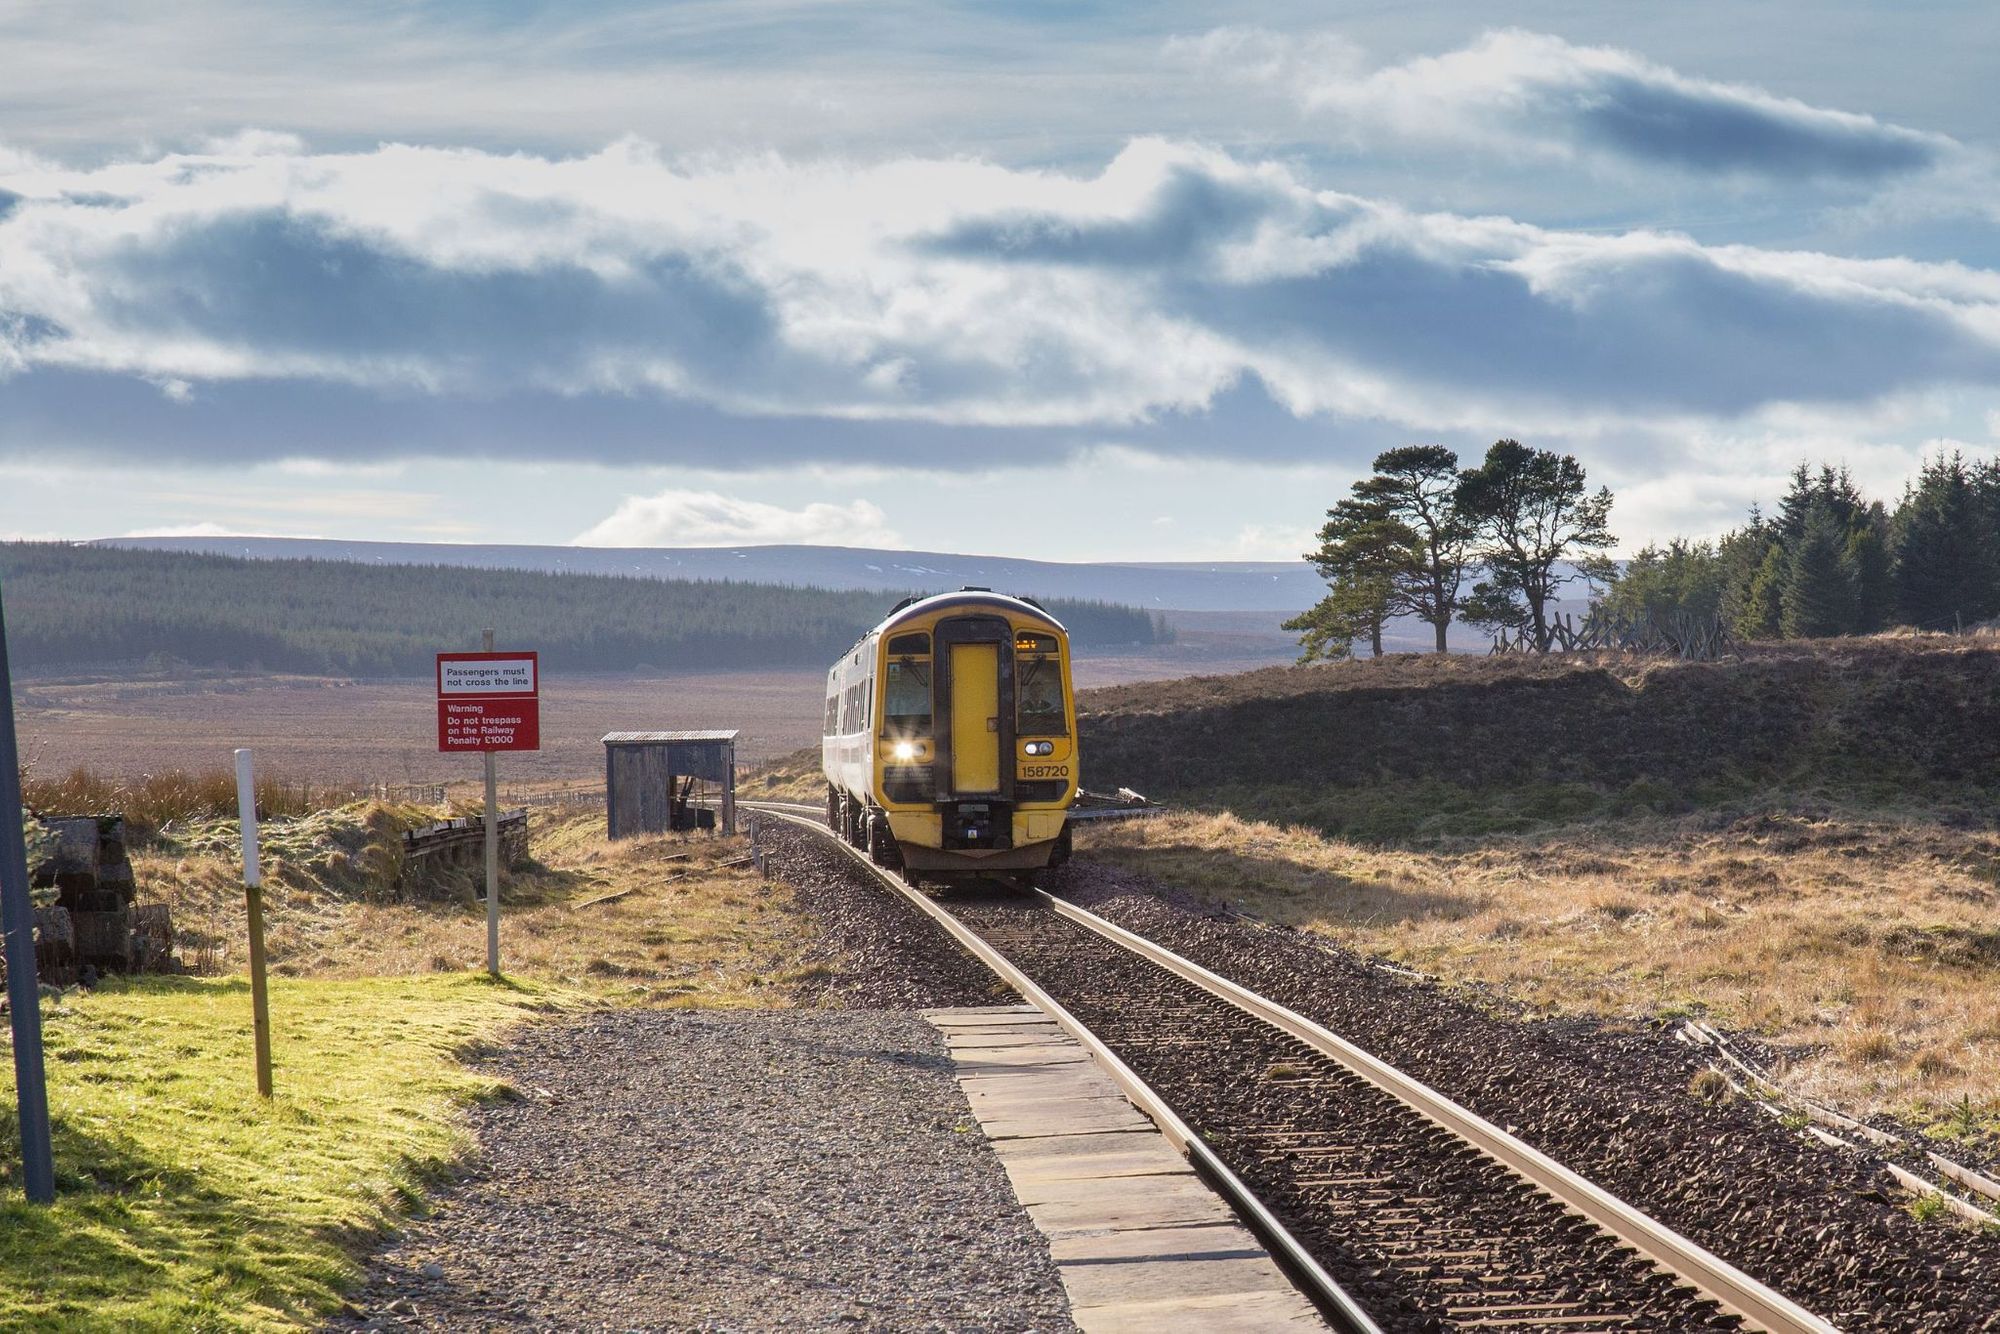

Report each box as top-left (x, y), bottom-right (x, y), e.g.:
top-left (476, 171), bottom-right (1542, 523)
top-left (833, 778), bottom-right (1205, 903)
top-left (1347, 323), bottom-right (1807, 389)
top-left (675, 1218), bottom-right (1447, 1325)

top-left (830, 589), bottom-right (1071, 667)
top-left (875, 588), bottom-right (1067, 634)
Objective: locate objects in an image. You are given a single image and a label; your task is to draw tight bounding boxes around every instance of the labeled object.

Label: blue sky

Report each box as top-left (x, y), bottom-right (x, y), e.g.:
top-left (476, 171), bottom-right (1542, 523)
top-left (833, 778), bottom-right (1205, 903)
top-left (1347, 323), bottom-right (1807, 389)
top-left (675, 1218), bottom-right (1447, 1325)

top-left (2, 3), bottom-right (1998, 559)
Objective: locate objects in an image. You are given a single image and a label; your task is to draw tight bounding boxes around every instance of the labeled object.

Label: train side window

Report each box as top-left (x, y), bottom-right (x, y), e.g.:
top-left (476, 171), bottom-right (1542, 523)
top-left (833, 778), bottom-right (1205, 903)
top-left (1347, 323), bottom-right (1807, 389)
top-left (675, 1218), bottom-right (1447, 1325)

top-left (824, 694), bottom-right (838, 735)
top-left (1017, 653), bottom-right (1067, 735)
top-left (883, 659), bottom-right (933, 733)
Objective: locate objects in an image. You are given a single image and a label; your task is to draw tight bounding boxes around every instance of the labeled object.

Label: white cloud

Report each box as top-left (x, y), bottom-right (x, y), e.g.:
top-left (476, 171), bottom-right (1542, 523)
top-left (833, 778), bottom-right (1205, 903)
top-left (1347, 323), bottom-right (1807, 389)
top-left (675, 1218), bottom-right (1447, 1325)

top-left (120, 521), bottom-right (232, 537)
top-left (1176, 28), bottom-right (1957, 182)
top-left (575, 489), bottom-right (901, 548)
top-left (1213, 523), bottom-right (1314, 560)
top-left (119, 521), bottom-right (323, 538)
top-left (0, 134), bottom-right (1998, 474)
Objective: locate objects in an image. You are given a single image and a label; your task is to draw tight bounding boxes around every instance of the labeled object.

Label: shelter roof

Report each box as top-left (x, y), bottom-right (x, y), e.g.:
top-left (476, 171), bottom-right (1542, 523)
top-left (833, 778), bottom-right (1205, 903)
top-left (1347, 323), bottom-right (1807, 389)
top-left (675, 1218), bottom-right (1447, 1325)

top-left (600, 730), bottom-right (740, 744)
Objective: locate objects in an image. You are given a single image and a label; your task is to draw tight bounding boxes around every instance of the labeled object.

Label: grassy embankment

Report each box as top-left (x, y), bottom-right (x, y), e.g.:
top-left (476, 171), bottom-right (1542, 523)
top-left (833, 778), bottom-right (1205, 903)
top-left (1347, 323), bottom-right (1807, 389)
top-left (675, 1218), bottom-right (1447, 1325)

top-left (1075, 638), bottom-right (2000, 1134)
top-left (3, 774), bottom-right (817, 1329)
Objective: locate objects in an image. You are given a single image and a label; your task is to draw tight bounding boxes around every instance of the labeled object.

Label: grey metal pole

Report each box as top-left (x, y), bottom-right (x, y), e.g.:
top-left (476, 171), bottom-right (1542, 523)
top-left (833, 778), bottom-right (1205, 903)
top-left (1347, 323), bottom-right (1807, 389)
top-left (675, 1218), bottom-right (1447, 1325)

top-left (482, 628), bottom-right (500, 978)
top-left (0, 575), bottom-right (56, 1203)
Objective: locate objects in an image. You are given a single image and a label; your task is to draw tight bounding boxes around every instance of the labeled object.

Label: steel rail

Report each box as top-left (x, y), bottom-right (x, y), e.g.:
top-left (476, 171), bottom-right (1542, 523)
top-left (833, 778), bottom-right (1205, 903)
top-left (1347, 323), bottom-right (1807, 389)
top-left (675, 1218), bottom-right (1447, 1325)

top-left (1026, 891), bottom-right (1838, 1334)
top-left (743, 800), bottom-right (1839, 1334)
top-left (742, 803), bottom-right (1380, 1334)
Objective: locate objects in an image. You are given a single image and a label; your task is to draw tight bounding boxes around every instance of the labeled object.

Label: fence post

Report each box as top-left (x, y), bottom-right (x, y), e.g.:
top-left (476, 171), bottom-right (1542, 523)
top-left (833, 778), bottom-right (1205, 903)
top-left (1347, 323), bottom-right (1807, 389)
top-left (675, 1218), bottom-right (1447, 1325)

top-left (234, 749), bottom-right (273, 1099)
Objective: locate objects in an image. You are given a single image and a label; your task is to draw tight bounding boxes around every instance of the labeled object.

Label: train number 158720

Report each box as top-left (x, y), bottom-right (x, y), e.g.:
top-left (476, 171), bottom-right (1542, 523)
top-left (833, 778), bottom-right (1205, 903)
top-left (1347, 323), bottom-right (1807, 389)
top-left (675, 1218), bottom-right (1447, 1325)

top-left (1021, 764), bottom-right (1070, 780)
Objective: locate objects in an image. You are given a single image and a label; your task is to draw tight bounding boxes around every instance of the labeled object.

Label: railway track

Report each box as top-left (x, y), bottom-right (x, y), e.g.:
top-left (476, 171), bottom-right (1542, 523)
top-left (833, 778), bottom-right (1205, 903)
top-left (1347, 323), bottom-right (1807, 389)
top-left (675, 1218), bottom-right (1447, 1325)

top-left (744, 800), bottom-right (1838, 1334)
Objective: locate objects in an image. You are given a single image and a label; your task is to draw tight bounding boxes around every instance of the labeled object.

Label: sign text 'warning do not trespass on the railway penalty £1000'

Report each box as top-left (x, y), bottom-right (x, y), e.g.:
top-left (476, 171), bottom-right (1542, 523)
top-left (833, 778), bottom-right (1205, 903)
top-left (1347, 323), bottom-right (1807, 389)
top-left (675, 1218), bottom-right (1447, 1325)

top-left (436, 652), bottom-right (541, 752)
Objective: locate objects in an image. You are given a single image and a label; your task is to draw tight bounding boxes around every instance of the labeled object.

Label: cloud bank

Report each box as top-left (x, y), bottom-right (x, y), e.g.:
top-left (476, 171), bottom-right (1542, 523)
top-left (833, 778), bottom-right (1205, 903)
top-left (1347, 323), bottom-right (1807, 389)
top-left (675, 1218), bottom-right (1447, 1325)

top-left (2, 133), bottom-right (1998, 470)
top-left (1173, 28), bottom-right (1957, 182)
top-left (575, 489), bottom-right (899, 547)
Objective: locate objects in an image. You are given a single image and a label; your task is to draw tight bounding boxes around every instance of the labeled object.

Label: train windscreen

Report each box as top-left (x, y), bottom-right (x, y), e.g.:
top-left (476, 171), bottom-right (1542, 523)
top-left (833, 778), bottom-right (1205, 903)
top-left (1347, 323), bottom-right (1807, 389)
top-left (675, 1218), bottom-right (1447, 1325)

top-left (884, 659), bottom-right (933, 733)
top-left (1016, 652), bottom-right (1066, 735)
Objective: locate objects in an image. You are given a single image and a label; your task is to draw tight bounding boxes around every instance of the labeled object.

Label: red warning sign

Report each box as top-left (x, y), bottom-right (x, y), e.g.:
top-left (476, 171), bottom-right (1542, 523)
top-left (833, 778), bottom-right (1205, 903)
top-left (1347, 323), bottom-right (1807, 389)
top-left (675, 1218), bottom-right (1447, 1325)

top-left (436, 652), bottom-right (541, 753)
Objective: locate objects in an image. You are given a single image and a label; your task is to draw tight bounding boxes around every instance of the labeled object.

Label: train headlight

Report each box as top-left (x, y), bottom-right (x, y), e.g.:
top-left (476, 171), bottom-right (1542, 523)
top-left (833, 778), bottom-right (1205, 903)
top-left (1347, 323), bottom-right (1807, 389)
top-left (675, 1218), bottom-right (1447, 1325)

top-left (892, 740), bottom-right (918, 761)
top-left (1024, 741), bottom-right (1054, 756)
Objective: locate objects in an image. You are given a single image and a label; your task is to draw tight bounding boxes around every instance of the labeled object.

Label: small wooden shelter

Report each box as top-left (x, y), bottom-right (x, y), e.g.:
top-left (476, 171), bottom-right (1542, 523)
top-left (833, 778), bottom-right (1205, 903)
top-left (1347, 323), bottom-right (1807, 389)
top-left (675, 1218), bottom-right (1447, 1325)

top-left (602, 730), bottom-right (739, 839)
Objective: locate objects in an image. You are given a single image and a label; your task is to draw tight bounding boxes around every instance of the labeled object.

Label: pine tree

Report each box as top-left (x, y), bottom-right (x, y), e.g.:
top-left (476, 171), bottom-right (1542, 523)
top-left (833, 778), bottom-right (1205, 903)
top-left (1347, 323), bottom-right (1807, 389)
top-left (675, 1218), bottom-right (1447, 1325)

top-left (1737, 542), bottom-right (1786, 640)
top-left (1893, 453), bottom-right (1996, 631)
top-left (1845, 511), bottom-right (1895, 633)
top-left (1294, 497), bottom-right (1414, 658)
top-left (1282, 576), bottom-right (1394, 661)
top-left (1717, 510), bottom-right (1775, 634)
top-left (1782, 507), bottom-right (1856, 638)
top-left (1350, 446), bottom-right (1475, 652)
top-left (1599, 538), bottom-right (1724, 621)
top-left (1455, 440), bottom-right (1617, 650)
top-left (1297, 447), bottom-right (1473, 655)
top-left (1774, 462), bottom-right (1816, 546)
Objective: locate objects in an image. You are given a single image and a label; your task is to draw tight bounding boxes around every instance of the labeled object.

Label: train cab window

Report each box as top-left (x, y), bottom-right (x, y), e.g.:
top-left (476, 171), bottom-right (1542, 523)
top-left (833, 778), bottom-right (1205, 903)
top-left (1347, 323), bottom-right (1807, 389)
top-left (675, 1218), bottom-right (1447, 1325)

top-left (883, 658), bottom-right (933, 734)
top-left (884, 660), bottom-right (932, 731)
top-left (887, 633), bottom-right (930, 656)
top-left (1016, 644), bottom-right (1067, 736)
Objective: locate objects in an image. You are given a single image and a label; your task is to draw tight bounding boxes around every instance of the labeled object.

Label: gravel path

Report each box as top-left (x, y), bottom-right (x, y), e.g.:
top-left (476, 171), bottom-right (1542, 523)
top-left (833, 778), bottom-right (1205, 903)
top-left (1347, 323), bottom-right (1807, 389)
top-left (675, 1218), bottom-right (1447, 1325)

top-left (332, 1010), bottom-right (1077, 1332)
top-left (1048, 856), bottom-right (2000, 1332)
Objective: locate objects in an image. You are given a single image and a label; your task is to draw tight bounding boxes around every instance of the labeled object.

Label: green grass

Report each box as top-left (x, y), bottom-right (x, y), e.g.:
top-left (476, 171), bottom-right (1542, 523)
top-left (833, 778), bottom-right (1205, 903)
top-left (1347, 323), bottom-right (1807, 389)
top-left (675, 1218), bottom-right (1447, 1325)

top-left (0, 973), bottom-right (570, 1331)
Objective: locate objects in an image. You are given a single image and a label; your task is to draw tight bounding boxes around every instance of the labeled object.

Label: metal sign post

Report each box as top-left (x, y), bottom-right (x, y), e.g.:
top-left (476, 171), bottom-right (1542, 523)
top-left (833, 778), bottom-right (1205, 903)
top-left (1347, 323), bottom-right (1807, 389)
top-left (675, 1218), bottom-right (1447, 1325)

top-left (234, 749), bottom-right (273, 1098)
top-left (481, 629), bottom-right (499, 978)
top-left (0, 576), bottom-right (56, 1203)
top-left (435, 632), bottom-right (539, 980)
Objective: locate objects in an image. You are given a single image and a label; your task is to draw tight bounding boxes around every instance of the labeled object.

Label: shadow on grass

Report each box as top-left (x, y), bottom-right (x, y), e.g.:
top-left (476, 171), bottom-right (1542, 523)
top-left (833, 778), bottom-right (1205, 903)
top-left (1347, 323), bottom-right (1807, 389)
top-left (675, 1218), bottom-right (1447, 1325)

top-left (0, 1101), bottom-right (360, 1329)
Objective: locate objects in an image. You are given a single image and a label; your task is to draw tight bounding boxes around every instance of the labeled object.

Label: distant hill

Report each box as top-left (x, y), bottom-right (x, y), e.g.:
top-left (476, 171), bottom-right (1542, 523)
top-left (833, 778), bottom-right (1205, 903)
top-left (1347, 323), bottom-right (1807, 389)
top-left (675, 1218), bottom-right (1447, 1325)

top-left (1, 542), bottom-right (1171, 678)
top-left (96, 536), bottom-right (1616, 654)
top-left (99, 536), bottom-right (1327, 613)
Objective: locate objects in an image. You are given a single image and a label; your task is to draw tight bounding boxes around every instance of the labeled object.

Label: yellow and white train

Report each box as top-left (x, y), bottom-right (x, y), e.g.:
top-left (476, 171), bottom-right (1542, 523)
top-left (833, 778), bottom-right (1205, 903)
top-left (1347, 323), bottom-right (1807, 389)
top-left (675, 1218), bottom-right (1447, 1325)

top-left (822, 589), bottom-right (1077, 881)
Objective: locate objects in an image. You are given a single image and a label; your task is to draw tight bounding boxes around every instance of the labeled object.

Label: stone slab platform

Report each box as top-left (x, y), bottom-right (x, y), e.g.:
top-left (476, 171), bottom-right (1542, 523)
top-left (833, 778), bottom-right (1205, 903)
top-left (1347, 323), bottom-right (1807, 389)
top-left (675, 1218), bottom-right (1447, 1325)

top-left (924, 1005), bottom-right (1326, 1332)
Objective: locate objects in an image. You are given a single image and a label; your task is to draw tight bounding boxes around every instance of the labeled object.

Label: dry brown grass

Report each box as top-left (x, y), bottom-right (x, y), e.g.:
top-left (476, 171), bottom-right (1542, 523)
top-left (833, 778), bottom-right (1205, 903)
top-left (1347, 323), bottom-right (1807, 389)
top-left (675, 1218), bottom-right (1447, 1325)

top-left (740, 747), bottom-right (826, 802)
top-left (1079, 808), bottom-right (2000, 1127)
top-left (137, 804), bottom-right (815, 1007)
top-left (22, 764), bottom-right (365, 829)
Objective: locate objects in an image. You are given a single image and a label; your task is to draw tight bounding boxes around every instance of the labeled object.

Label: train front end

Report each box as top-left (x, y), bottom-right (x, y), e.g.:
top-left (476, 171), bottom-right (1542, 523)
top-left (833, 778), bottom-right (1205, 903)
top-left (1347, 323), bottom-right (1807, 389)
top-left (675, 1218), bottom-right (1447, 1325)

top-left (823, 590), bottom-right (1077, 879)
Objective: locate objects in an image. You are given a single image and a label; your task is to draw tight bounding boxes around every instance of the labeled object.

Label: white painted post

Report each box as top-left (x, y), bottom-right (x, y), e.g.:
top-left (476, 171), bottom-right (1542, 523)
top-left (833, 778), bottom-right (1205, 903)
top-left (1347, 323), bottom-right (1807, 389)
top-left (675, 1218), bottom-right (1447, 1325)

top-left (235, 748), bottom-right (273, 1098)
top-left (482, 628), bottom-right (500, 978)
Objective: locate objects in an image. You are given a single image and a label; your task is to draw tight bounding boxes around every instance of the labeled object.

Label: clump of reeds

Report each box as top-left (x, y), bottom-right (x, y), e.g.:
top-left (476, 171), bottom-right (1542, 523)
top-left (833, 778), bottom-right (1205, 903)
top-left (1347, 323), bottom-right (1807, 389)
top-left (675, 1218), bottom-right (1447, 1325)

top-left (19, 765), bottom-right (366, 832)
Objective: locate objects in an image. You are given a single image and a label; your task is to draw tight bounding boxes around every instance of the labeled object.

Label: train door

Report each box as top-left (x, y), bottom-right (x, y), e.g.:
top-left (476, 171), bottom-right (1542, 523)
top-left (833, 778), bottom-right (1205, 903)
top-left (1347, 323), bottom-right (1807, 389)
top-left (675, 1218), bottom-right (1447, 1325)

top-left (948, 643), bottom-right (1001, 794)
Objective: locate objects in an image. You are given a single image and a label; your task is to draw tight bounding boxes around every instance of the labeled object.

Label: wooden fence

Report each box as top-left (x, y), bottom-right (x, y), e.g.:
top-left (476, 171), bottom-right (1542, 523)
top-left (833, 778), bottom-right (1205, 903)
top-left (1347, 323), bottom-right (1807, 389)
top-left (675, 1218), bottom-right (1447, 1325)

top-left (371, 782), bottom-right (448, 805)
top-left (504, 786), bottom-right (606, 810)
top-left (1490, 607), bottom-right (1732, 661)
top-left (398, 810), bottom-right (529, 895)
